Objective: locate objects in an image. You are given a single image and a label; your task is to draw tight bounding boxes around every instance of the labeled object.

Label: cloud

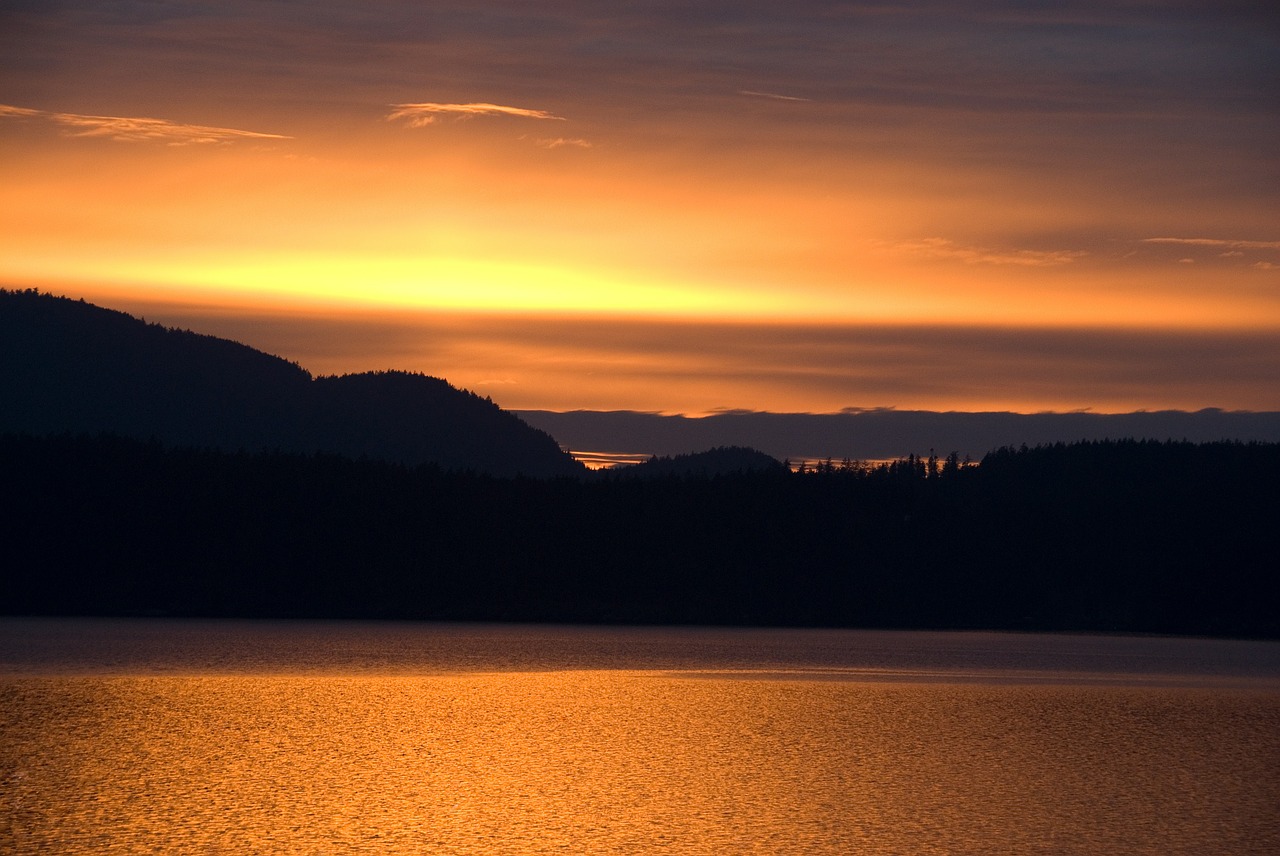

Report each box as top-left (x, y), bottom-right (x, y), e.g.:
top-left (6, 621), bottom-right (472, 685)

top-left (1142, 237), bottom-right (1280, 250)
top-left (533, 137), bottom-right (592, 149)
top-left (386, 102), bottom-right (565, 127)
top-left (738, 90), bottom-right (812, 102)
top-left (0, 105), bottom-right (41, 118)
top-left (0, 103), bottom-right (290, 145)
top-left (1142, 237), bottom-right (1280, 268)
top-left (887, 238), bottom-right (1086, 267)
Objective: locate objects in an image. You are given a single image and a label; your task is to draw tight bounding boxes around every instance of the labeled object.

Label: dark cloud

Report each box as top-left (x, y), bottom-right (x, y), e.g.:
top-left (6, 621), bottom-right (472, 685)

top-left (8, 2), bottom-right (1273, 118)
top-left (4, 0), bottom-right (1273, 216)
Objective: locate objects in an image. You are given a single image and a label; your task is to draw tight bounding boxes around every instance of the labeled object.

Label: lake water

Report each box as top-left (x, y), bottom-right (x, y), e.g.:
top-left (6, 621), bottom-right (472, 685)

top-left (2, 619), bottom-right (1277, 854)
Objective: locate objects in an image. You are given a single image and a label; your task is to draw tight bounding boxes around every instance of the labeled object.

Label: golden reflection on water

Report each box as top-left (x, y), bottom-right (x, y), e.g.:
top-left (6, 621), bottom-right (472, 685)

top-left (2, 672), bottom-right (1278, 854)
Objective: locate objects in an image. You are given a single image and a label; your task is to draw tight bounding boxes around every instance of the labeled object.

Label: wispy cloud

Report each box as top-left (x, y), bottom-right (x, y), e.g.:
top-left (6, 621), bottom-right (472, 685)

top-left (888, 238), bottom-right (1086, 267)
top-left (1142, 237), bottom-right (1280, 250)
top-left (738, 90), bottom-right (812, 103)
top-left (386, 102), bottom-right (565, 127)
top-left (0, 103), bottom-right (290, 145)
top-left (533, 137), bottom-right (592, 149)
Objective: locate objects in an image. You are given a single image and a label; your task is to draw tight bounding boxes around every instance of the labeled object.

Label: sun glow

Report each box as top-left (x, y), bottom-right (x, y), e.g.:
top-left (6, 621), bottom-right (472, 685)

top-left (3, 106), bottom-right (1275, 333)
top-left (11, 247), bottom-right (1273, 332)
top-left (9, 252), bottom-right (800, 318)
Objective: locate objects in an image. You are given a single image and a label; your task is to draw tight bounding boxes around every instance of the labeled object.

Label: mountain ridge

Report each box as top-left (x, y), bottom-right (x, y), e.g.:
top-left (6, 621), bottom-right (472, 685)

top-left (518, 407), bottom-right (1280, 463)
top-left (0, 289), bottom-right (583, 477)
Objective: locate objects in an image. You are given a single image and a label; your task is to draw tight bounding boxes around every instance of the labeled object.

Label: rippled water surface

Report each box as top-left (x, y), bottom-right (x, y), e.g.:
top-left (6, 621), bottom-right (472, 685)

top-left (2, 619), bottom-right (1278, 854)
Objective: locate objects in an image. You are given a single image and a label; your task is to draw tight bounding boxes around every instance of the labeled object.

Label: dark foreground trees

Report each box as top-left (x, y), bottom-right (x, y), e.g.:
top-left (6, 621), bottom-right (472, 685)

top-left (2, 434), bottom-right (1276, 637)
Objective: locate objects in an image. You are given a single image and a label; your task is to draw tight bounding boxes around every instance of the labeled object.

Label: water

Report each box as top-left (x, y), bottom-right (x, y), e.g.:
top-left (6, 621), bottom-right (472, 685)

top-left (2, 619), bottom-right (1278, 854)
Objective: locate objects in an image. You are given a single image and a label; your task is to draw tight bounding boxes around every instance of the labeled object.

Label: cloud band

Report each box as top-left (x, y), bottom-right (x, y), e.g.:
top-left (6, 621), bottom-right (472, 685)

top-left (1142, 237), bottom-right (1280, 250)
top-left (0, 103), bottom-right (290, 145)
top-left (387, 102), bottom-right (565, 127)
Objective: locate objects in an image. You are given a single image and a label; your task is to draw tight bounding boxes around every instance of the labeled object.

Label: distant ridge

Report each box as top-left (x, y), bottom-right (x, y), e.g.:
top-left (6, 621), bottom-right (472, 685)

top-left (612, 446), bottom-right (786, 478)
top-left (0, 289), bottom-right (583, 477)
top-left (518, 407), bottom-right (1280, 463)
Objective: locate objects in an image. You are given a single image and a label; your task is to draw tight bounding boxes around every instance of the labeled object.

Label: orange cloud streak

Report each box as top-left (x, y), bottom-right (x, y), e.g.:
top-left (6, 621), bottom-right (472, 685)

top-left (0, 103), bottom-right (290, 145)
top-left (387, 102), bottom-right (566, 127)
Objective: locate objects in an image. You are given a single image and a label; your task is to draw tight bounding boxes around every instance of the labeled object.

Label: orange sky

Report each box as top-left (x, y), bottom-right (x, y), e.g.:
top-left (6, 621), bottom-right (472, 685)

top-left (2, 2), bottom-right (1277, 414)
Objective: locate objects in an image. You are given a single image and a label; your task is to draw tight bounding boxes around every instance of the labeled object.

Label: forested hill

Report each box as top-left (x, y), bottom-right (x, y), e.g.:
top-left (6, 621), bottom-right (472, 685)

top-left (2, 433), bottom-right (1276, 637)
top-left (0, 289), bottom-right (582, 477)
top-left (615, 446), bottom-right (787, 478)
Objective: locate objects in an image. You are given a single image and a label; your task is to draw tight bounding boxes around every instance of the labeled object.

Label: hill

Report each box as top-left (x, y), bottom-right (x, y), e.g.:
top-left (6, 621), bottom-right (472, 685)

top-left (612, 446), bottom-right (786, 478)
top-left (0, 289), bottom-right (582, 477)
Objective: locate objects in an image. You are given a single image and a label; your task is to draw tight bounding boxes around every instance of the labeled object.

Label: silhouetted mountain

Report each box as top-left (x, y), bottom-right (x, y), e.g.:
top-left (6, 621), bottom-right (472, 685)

top-left (0, 289), bottom-right (582, 477)
top-left (613, 446), bottom-right (786, 478)
top-left (303, 371), bottom-right (580, 476)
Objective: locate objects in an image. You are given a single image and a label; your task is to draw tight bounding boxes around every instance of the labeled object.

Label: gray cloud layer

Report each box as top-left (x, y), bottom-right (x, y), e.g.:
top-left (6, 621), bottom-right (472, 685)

top-left (6, 3), bottom-right (1273, 123)
top-left (4, 2), bottom-right (1274, 210)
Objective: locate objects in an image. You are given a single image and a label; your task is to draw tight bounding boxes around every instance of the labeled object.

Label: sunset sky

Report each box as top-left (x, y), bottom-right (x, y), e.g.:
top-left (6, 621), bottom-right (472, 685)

top-left (2, 1), bottom-right (1277, 415)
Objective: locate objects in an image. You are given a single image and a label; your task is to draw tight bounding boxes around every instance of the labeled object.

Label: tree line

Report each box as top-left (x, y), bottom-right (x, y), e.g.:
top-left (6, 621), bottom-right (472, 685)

top-left (2, 433), bottom-right (1276, 637)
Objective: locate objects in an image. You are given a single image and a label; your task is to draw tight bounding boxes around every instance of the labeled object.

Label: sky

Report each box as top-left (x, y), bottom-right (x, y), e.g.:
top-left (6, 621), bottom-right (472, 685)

top-left (2, 1), bottom-right (1277, 416)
